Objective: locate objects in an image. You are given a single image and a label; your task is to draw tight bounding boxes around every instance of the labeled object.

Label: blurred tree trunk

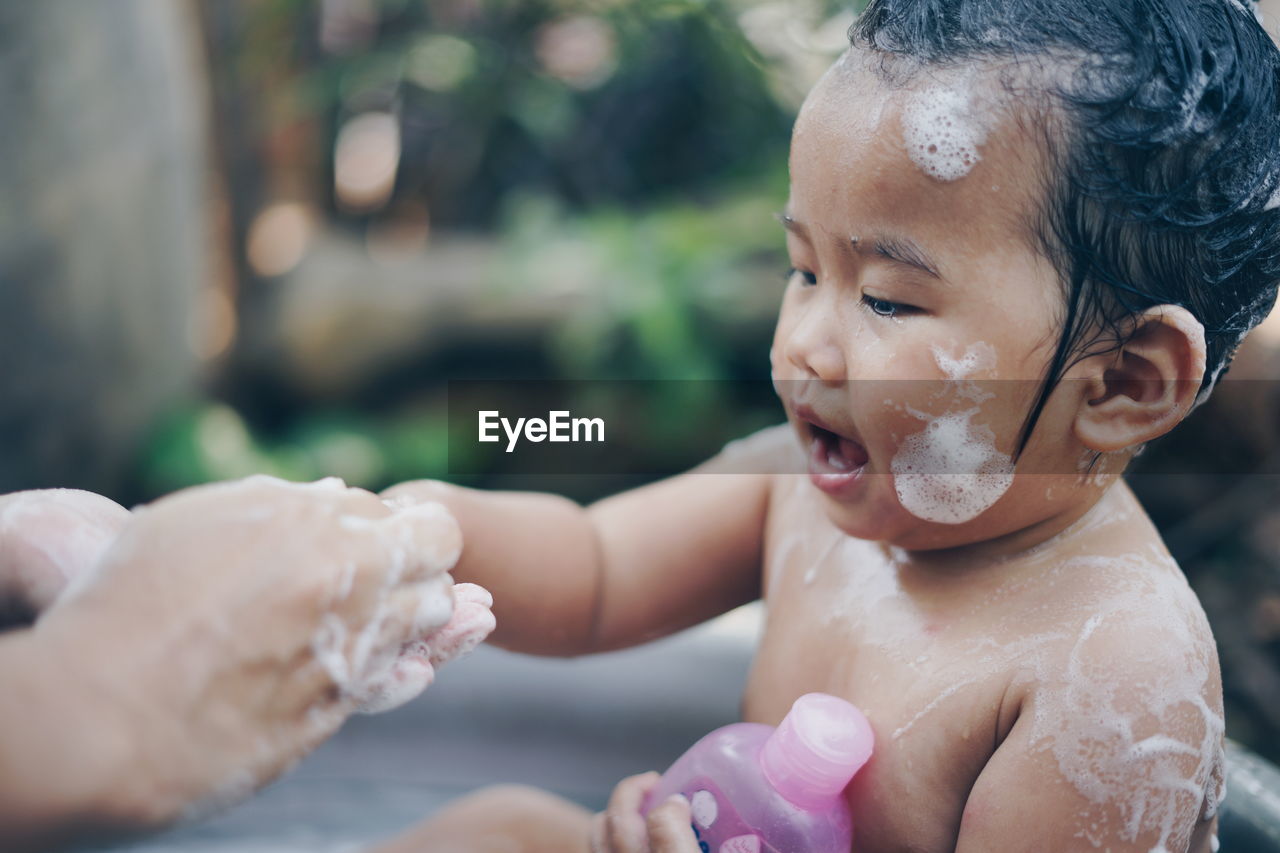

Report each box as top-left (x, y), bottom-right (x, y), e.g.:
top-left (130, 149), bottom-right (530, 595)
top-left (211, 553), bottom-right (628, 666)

top-left (0, 0), bottom-right (210, 496)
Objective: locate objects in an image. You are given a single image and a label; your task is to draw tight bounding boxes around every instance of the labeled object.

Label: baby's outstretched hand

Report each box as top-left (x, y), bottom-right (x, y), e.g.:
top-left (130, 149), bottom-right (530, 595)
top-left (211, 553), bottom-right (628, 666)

top-left (351, 580), bottom-right (495, 714)
top-left (590, 772), bottom-right (702, 853)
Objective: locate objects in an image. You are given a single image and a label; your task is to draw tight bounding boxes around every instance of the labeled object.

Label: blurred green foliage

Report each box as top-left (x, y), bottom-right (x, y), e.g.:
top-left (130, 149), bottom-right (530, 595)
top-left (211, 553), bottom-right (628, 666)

top-left (141, 167), bottom-right (791, 494)
top-left (495, 168), bottom-right (790, 380)
top-left (144, 0), bottom-right (855, 494)
top-left (235, 0), bottom-right (843, 226)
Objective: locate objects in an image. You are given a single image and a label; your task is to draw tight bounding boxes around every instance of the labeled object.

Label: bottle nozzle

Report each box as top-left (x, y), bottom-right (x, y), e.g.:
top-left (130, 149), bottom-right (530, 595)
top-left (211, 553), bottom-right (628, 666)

top-left (759, 693), bottom-right (874, 810)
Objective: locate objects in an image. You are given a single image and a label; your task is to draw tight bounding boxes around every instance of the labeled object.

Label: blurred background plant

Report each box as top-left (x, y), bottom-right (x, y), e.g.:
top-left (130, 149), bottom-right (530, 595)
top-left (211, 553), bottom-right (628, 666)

top-left (149, 0), bottom-right (854, 500)
top-left (4, 0), bottom-right (1280, 768)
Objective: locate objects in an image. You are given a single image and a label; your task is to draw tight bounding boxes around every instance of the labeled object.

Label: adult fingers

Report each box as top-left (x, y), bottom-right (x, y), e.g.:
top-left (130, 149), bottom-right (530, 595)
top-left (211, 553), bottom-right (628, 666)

top-left (378, 577), bottom-right (456, 649)
top-left (379, 479), bottom-right (453, 510)
top-left (0, 489), bottom-right (131, 617)
top-left (350, 646), bottom-right (437, 715)
top-left (343, 501), bottom-right (462, 589)
top-left (323, 576), bottom-right (454, 689)
top-left (645, 795), bottom-right (700, 853)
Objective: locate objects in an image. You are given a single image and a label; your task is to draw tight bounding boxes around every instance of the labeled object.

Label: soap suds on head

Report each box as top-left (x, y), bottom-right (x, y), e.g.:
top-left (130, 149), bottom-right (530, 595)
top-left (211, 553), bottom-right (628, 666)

top-left (891, 409), bottom-right (1014, 524)
top-left (900, 76), bottom-right (992, 182)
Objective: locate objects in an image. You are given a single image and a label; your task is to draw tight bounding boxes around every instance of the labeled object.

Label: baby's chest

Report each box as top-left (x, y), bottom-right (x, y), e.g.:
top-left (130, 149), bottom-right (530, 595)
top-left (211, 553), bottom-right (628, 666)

top-left (745, 543), bottom-right (1021, 850)
top-left (748, 624), bottom-right (1020, 851)
top-left (743, 616), bottom-right (1013, 852)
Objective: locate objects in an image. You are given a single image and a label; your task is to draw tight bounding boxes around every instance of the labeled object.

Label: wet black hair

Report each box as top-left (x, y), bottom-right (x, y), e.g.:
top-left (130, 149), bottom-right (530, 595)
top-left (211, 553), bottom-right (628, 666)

top-left (852, 0), bottom-right (1280, 458)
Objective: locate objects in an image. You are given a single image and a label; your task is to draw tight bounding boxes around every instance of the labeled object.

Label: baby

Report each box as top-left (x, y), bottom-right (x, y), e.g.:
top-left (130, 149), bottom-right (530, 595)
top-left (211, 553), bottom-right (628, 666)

top-left (31, 5), bottom-right (1276, 847)
top-left (370, 0), bottom-right (1280, 850)
top-left (8, 0), bottom-right (1254, 847)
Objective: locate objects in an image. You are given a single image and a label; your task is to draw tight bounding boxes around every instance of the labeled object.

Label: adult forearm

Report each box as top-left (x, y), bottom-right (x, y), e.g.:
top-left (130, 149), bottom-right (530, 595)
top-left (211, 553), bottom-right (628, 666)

top-left (0, 627), bottom-right (145, 851)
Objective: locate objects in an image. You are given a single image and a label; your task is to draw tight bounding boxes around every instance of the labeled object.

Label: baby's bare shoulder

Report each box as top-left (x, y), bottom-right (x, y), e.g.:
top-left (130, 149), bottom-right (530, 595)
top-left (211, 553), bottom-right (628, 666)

top-left (1019, 543), bottom-right (1220, 710)
top-left (957, 551), bottom-right (1225, 851)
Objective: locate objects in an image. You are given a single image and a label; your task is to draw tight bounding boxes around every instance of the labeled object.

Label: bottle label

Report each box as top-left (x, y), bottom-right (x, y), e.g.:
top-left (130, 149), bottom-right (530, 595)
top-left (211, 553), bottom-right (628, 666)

top-left (679, 777), bottom-right (776, 853)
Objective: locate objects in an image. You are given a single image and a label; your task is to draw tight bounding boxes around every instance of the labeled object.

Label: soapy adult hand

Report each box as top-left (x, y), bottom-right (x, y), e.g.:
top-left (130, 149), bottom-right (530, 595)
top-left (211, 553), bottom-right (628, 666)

top-left (352, 579), bottom-right (495, 714)
top-left (590, 772), bottom-right (702, 853)
top-left (0, 489), bottom-right (131, 626)
top-left (0, 475), bottom-right (486, 848)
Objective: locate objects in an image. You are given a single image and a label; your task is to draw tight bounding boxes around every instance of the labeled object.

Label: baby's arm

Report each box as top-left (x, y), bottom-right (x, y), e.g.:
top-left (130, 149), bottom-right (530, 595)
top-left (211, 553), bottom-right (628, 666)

top-left (955, 621), bottom-right (1223, 853)
top-left (381, 468), bottom-right (771, 657)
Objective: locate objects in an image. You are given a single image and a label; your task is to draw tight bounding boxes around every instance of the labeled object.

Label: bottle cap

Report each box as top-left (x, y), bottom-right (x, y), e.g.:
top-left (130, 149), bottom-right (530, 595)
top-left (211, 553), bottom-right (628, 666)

top-left (759, 693), bottom-right (874, 810)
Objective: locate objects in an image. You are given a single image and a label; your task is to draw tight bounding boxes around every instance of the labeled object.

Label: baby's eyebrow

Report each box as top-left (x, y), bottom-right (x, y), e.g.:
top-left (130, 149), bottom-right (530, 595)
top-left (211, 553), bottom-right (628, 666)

top-left (776, 211), bottom-right (943, 282)
top-left (867, 236), bottom-right (942, 280)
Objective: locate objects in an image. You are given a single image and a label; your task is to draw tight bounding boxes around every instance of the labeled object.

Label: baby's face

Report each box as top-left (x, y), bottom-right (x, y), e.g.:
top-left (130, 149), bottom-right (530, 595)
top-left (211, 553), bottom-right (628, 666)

top-left (772, 54), bottom-right (1106, 551)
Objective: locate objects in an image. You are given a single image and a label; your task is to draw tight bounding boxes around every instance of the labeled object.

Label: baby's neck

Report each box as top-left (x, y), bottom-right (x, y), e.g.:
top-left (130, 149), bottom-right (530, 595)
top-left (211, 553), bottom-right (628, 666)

top-left (894, 480), bottom-right (1127, 575)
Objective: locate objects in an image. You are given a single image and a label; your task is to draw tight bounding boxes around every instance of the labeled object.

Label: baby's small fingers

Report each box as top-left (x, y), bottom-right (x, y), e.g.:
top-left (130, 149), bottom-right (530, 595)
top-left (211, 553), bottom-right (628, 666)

top-left (645, 795), bottom-right (700, 853)
top-left (350, 646), bottom-right (436, 715)
top-left (600, 771), bottom-right (661, 852)
top-left (608, 771), bottom-right (661, 816)
top-left (604, 809), bottom-right (649, 853)
top-left (424, 587), bottom-right (495, 668)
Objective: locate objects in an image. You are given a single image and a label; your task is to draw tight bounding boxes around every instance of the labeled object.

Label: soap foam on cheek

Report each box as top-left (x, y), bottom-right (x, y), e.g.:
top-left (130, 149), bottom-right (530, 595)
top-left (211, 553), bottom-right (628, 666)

top-left (931, 341), bottom-right (997, 405)
top-left (900, 79), bottom-right (991, 182)
top-left (930, 342), bottom-right (996, 380)
top-left (890, 409), bottom-right (1014, 524)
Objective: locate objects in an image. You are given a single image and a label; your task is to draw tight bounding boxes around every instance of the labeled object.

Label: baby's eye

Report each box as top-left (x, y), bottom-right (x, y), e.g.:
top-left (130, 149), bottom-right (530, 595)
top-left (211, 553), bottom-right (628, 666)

top-left (861, 293), bottom-right (918, 318)
top-left (785, 266), bottom-right (818, 287)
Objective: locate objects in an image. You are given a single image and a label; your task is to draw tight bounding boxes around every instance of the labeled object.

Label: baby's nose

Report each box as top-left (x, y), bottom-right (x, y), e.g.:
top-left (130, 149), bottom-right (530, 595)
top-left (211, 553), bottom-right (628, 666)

top-left (782, 312), bottom-right (846, 384)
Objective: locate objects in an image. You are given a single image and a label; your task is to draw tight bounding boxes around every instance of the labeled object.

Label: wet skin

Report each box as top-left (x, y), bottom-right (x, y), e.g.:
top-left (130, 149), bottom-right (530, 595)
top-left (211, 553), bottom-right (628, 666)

top-left (379, 52), bottom-right (1224, 853)
top-left (748, 56), bottom-right (1222, 852)
top-left (749, 469), bottom-right (1221, 852)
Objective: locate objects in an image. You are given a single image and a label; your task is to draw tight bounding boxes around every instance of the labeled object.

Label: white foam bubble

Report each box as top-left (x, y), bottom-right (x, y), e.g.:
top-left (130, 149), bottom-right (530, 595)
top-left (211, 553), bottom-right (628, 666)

top-left (890, 409), bottom-right (1014, 524)
top-left (1266, 183), bottom-right (1280, 211)
top-left (931, 341), bottom-right (996, 379)
top-left (1025, 569), bottom-right (1224, 852)
top-left (900, 79), bottom-right (991, 182)
top-left (412, 576), bottom-right (456, 635)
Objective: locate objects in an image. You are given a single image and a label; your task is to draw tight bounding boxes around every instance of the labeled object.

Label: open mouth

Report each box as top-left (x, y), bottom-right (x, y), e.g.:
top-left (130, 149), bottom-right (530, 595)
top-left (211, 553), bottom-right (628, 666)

top-left (807, 421), bottom-right (870, 474)
top-left (793, 406), bottom-right (870, 494)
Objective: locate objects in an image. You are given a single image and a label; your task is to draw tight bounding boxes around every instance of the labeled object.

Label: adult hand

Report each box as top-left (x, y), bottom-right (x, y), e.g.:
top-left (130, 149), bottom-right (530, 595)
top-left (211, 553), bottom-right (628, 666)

top-left (589, 772), bottom-right (702, 853)
top-left (0, 489), bottom-right (131, 626)
top-left (22, 475), bottom-right (469, 832)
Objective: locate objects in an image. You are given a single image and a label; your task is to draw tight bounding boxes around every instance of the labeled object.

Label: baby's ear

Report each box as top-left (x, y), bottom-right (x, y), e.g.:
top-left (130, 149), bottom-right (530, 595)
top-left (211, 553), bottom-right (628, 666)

top-left (1073, 305), bottom-right (1207, 452)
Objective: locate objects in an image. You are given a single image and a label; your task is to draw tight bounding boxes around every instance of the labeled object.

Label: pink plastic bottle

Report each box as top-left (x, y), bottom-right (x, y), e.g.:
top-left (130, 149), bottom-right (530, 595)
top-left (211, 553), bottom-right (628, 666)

top-left (641, 693), bottom-right (874, 853)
